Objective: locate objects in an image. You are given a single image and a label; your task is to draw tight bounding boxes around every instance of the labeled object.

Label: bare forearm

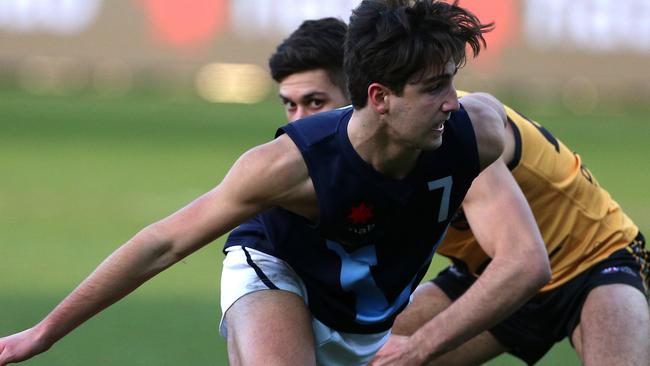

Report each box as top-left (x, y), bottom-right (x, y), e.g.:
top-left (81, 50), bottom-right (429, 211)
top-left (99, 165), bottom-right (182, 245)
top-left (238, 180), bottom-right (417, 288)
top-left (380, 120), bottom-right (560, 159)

top-left (34, 225), bottom-right (178, 346)
top-left (410, 256), bottom-right (548, 362)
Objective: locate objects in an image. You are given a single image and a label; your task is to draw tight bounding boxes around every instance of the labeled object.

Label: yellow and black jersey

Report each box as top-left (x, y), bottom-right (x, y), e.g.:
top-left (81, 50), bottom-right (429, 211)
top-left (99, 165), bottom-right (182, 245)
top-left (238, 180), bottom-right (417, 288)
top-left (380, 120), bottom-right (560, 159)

top-left (439, 93), bottom-right (638, 292)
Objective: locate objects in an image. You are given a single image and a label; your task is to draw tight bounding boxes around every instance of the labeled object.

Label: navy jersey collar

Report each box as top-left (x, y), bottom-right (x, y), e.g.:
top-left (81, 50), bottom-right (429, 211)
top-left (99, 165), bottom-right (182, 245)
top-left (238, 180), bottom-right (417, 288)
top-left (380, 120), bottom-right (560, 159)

top-left (336, 109), bottom-right (419, 204)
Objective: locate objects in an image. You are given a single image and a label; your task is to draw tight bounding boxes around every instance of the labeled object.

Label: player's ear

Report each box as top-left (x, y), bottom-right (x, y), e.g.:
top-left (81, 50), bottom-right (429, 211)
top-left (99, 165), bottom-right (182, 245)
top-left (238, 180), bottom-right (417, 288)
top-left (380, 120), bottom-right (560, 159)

top-left (367, 83), bottom-right (390, 115)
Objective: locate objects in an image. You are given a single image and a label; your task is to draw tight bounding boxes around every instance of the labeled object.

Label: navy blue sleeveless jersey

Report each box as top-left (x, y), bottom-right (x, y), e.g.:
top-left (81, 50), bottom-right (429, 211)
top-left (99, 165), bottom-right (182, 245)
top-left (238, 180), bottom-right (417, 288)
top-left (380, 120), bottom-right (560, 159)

top-left (224, 105), bottom-right (480, 333)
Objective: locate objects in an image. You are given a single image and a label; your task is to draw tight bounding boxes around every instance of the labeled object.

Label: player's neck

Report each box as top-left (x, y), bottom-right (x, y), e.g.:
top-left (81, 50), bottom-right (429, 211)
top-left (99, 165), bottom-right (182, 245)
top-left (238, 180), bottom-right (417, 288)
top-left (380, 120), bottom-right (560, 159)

top-left (348, 109), bottom-right (421, 180)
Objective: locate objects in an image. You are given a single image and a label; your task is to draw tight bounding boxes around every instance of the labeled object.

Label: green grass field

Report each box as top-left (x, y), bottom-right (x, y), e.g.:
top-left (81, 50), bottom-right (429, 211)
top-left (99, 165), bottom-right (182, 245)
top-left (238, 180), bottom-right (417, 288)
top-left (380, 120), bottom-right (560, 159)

top-left (1, 90), bottom-right (648, 365)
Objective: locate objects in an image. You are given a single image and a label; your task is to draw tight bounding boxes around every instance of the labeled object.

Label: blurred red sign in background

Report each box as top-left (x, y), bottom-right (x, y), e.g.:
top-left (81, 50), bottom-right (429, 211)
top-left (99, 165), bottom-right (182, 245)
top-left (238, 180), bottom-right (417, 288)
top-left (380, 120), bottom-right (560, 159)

top-left (139, 0), bottom-right (228, 52)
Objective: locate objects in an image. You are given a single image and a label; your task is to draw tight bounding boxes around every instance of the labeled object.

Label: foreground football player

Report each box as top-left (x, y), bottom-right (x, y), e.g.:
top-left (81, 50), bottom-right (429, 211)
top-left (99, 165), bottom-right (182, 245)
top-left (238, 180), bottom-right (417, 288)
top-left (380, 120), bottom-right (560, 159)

top-left (0, 2), bottom-right (549, 366)
top-left (222, 12), bottom-right (548, 366)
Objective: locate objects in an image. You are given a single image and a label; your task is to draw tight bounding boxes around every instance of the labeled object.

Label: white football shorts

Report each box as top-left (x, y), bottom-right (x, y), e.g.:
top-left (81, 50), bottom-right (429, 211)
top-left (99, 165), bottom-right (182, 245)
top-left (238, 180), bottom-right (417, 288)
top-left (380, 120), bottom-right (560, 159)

top-left (220, 246), bottom-right (391, 366)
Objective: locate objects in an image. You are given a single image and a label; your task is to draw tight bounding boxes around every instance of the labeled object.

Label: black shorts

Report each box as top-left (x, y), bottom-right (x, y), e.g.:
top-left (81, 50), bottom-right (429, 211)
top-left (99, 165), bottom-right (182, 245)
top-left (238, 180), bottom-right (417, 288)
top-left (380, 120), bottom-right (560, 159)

top-left (432, 232), bottom-right (649, 365)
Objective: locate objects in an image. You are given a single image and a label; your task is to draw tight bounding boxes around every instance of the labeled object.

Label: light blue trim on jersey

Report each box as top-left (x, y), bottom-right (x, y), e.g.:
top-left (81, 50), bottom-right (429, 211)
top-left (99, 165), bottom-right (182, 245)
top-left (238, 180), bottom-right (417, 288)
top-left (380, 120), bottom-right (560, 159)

top-left (326, 240), bottom-right (413, 324)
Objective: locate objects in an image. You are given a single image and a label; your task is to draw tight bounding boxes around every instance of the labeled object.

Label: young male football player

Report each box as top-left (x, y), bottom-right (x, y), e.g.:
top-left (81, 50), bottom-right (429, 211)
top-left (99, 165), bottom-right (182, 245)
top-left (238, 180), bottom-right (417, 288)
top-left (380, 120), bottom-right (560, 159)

top-left (0, 2), bottom-right (550, 366)
top-left (223, 11), bottom-right (549, 366)
top-left (268, 17), bottom-right (349, 122)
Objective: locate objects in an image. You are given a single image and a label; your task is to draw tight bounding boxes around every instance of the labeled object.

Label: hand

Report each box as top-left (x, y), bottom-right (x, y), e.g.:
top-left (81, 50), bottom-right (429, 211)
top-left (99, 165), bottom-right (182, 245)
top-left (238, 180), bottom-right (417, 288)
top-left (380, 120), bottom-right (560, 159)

top-left (0, 328), bottom-right (51, 365)
top-left (369, 334), bottom-right (425, 366)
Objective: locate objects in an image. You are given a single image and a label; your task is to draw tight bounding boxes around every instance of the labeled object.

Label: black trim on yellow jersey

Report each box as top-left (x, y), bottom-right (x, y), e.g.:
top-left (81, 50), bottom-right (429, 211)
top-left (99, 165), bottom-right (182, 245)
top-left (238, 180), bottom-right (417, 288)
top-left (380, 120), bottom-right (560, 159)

top-left (507, 117), bottom-right (522, 171)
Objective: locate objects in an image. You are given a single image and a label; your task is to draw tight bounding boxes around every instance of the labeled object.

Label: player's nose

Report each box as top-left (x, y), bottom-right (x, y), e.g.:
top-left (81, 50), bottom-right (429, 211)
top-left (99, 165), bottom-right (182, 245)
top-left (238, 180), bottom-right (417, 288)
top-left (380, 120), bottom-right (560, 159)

top-left (292, 106), bottom-right (310, 121)
top-left (442, 88), bottom-right (460, 113)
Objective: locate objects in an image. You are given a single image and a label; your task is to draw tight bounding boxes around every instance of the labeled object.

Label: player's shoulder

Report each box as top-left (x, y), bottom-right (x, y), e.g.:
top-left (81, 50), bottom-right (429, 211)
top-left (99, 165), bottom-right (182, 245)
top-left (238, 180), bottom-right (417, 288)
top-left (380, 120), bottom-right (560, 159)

top-left (229, 134), bottom-right (310, 207)
top-left (278, 105), bottom-right (352, 147)
top-left (243, 134), bottom-right (305, 174)
top-left (458, 91), bottom-right (507, 125)
top-left (458, 91), bottom-right (507, 169)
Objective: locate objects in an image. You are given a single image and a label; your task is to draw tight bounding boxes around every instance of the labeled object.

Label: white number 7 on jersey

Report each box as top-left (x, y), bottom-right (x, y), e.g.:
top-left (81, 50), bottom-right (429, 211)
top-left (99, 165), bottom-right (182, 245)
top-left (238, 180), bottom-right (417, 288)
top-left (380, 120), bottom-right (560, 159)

top-left (427, 176), bottom-right (453, 223)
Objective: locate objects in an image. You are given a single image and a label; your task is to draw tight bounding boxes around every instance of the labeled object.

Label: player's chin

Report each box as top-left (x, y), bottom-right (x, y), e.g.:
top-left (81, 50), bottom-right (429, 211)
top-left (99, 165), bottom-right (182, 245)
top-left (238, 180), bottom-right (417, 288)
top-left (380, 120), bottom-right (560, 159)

top-left (420, 136), bottom-right (443, 150)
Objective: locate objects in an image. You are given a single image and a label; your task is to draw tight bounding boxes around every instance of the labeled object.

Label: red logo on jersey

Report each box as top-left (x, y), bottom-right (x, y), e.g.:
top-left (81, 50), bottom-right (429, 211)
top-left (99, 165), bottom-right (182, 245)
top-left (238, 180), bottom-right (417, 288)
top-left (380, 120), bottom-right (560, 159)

top-left (348, 202), bottom-right (374, 225)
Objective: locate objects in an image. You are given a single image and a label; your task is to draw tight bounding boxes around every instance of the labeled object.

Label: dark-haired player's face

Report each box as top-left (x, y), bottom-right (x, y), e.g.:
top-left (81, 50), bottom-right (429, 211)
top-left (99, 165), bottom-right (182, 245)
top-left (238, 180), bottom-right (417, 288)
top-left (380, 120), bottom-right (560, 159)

top-left (385, 60), bottom-right (460, 151)
top-left (278, 69), bottom-right (349, 122)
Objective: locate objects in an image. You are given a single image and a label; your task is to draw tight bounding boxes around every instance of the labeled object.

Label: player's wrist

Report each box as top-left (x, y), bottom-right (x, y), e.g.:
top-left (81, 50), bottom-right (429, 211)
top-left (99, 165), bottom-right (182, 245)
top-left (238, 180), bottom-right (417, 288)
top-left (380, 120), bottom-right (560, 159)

top-left (32, 322), bottom-right (59, 349)
top-left (409, 330), bottom-right (441, 364)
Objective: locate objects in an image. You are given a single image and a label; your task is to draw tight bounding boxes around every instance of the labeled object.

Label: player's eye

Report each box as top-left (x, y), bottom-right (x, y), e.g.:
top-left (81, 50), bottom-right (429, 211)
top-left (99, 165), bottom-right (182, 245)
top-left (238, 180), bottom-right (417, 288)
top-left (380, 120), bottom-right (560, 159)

top-left (424, 78), bottom-right (454, 95)
top-left (425, 83), bottom-right (444, 94)
top-left (306, 99), bottom-right (323, 109)
top-left (284, 100), bottom-right (297, 110)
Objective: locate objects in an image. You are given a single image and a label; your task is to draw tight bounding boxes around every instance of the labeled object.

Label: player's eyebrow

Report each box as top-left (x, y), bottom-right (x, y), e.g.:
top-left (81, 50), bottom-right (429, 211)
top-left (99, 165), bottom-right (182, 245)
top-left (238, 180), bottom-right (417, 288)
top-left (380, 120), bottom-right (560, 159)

top-left (299, 92), bottom-right (327, 102)
top-left (279, 91), bottom-right (328, 103)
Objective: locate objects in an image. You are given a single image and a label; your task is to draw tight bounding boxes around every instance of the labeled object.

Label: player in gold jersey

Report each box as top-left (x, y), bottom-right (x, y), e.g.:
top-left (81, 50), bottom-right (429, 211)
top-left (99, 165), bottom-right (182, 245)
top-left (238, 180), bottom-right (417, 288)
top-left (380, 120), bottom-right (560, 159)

top-left (263, 18), bottom-right (648, 366)
top-left (385, 92), bottom-right (650, 365)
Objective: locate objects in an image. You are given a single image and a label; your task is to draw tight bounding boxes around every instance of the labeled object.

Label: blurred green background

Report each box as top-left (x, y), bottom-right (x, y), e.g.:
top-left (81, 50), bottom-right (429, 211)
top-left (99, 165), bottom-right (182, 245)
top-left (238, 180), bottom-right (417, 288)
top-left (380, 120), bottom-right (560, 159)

top-left (1, 89), bottom-right (648, 365)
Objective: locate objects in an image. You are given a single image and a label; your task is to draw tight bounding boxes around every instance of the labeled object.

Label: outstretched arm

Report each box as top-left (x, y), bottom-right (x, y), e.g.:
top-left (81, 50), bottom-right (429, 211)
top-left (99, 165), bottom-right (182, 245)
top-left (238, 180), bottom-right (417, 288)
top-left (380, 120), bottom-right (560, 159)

top-left (0, 135), bottom-right (310, 365)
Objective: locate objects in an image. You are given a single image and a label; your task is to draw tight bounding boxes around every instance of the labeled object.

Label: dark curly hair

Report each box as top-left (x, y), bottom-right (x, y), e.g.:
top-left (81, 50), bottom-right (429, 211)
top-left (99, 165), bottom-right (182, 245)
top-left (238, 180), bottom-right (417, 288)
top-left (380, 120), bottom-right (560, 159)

top-left (345, 0), bottom-right (493, 108)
